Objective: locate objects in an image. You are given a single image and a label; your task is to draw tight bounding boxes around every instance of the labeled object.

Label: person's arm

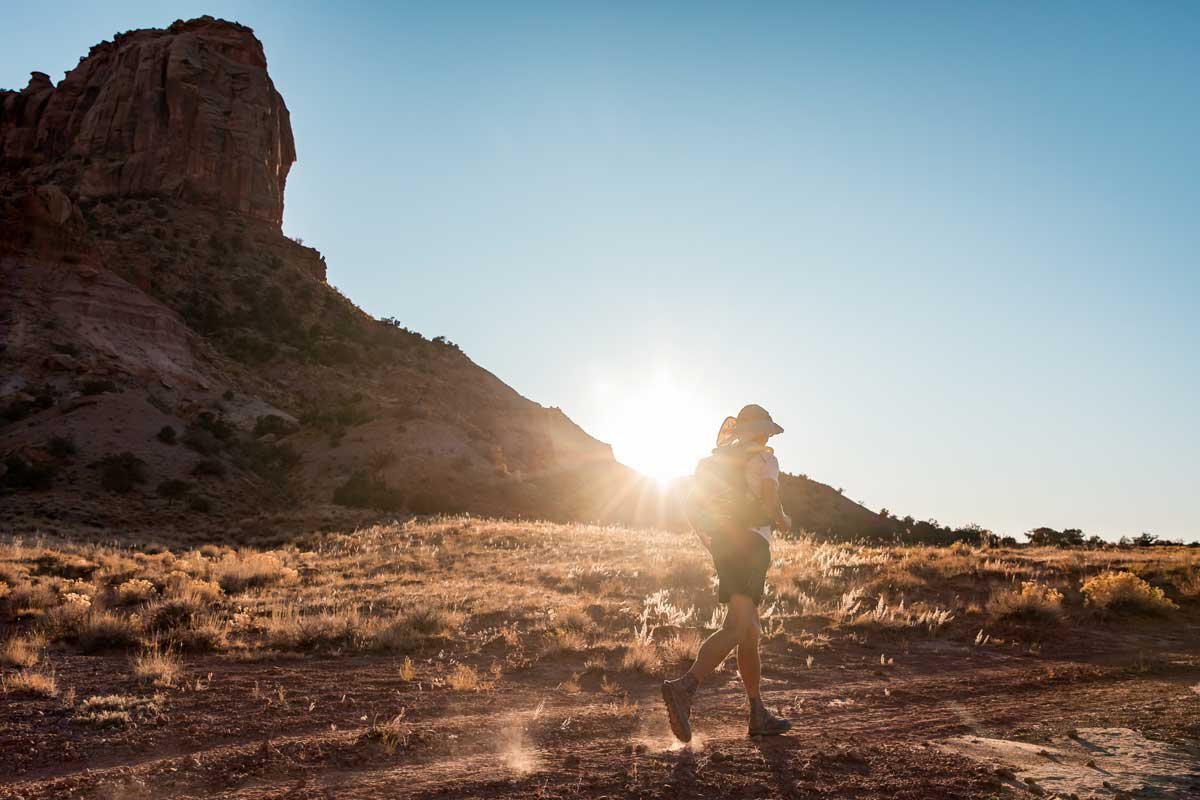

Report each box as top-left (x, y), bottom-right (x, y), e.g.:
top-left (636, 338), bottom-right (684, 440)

top-left (760, 478), bottom-right (792, 534)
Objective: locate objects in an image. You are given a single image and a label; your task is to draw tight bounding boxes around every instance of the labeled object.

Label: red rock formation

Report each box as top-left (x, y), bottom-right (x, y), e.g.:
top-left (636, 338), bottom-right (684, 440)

top-left (0, 17), bottom-right (294, 226)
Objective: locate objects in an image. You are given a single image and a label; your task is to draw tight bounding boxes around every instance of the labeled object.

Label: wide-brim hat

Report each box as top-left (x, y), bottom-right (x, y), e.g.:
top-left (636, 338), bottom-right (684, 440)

top-left (715, 404), bottom-right (784, 446)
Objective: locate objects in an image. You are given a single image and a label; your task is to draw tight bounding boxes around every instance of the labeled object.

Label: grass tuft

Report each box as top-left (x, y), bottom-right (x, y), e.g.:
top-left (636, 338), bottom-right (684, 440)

top-left (132, 644), bottom-right (182, 687)
top-left (3, 668), bottom-right (58, 698)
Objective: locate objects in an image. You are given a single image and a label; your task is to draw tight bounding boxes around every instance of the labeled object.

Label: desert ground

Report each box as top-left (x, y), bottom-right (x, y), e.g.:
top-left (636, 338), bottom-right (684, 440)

top-left (2, 517), bottom-right (1198, 799)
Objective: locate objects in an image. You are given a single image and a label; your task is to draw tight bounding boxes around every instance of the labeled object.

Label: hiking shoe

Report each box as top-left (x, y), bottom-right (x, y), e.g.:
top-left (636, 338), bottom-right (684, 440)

top-left (748, 699), bottom-right (791, 737)
top-left (661, 676), bottom-right (697, 742)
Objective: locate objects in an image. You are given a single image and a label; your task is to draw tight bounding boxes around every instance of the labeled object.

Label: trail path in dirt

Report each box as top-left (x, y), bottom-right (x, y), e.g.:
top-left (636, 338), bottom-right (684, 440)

top-left (3, 636), bottom-right (1199, 799)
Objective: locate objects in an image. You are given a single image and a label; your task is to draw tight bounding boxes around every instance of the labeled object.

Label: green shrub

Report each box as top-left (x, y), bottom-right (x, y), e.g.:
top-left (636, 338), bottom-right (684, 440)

top-left (181, 427), bottom-right (220, 456)
top-left (191, 460), bottom-right (226, 479)
top-left (333, 471), bottom-right (404, 511)
top-left (156, 479), bottom-right (194, 499)
top-left (96, 453), bottom-right (146, 493)
top-left (2, 456), bottom-right (56, 490)
top-left (81, 379), bottom-right (116, 395)
top-left (194, 412), bottom-right (234, 441)
top-left (253, 414), bottom-right (295, 438)
top-left (156, 425), bottom-right (177, 445)
top-left (1, 388), bottom-right (55, 423)
top-left (188, 495), bottom-right (212, 513)
top-left (47, 436), bottom-right (76, 459)
top-left (237, 440), bottom-right (299, 487)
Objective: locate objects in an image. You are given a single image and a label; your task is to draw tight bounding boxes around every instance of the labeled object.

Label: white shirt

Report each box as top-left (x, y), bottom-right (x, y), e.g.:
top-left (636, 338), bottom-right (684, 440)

top-left (745, 448), bottom-right (780, 544)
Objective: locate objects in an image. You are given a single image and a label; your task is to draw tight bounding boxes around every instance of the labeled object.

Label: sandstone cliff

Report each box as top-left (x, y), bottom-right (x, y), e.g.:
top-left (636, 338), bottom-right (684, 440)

top-left (1, 17), bottom-right (293, 226)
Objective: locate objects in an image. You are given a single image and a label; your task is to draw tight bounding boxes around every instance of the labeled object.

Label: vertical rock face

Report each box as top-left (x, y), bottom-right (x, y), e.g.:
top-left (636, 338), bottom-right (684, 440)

top-left (0, 16), bottom-right (295, 226)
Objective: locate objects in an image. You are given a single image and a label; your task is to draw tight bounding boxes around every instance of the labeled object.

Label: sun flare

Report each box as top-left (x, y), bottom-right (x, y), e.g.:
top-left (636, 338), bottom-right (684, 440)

top-left (595, 373), bottom-right (712, 485)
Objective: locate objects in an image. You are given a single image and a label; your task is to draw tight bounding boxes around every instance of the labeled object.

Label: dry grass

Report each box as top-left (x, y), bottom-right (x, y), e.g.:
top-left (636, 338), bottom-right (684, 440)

top-left (74, 609), bottom-right (141, 653)
top-left (1170, 568), bottom-right (1200, 600)
top-left (360, 710), bottom-right (412, 754)
top-left (988, 581), bottom-right (1065, 621)
top-left (214, 551), bottom-right (298, 594)
top-left (1081, 571), bottom-right (1178, 614)
top-left (265, 604), bottom-right (366, 652)
top-left (543, 627), bottom-right (588, 658)
top-left (446, 663), bottom-right (480, 691)
top-left (132, 644), bottom-right (182, 687)
top-left (0, 517), bottom-right (1195, 680)
top-left (2, 668), bottom-right (58, 698)
top-left (1, 634), bottom-right (42, 668)
top-left (372, 605), bottom-right (463, 653)
top-left (620, 623), bottom-right (661, 673)
top-left (660, 629), bottom-right (702, 663)
top-left (74, 693), bottom-right (163, 728)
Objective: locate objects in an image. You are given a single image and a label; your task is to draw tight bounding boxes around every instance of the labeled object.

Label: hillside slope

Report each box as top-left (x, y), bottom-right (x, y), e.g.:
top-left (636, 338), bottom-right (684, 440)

top-left (0, 17), bottom-right (914, 541)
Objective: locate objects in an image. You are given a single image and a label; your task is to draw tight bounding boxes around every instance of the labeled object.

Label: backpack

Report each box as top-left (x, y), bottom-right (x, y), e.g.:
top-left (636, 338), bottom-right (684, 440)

top-left (685, 443), bottom-right (773, 534)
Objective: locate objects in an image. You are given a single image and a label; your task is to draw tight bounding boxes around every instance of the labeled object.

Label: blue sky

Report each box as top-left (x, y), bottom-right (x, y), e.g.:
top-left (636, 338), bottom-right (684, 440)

top-left (5, 2), bottom-right (1197, 540)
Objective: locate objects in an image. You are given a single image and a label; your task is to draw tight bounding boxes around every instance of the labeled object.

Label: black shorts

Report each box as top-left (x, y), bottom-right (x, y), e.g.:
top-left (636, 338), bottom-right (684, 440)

top-left (709, 528), bottom-right (771, 605)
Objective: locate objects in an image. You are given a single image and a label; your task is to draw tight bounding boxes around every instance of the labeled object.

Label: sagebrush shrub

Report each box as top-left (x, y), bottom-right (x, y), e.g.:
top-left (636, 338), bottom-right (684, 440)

top-left (116, 578), bottom-right (157, 605)
top-left (75, 610), bottom-right (141, 652)
top-left (1081, 572), bottom-right (1177, 613)
top-left (987, 581), bottom-right (1064, 620)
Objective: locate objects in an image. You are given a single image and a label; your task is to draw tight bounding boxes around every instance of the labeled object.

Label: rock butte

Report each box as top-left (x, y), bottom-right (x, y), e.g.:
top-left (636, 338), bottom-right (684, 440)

top-left (1, 17), bottom-right (293, 226)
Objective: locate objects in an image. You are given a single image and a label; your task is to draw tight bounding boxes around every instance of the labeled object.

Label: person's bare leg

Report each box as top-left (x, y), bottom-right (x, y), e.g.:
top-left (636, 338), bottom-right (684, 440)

top-left (735, 607), bottom-right (762, 700)
top-left (688, 595), bottom-right (755, 680)
top-left (663, 595), bottom-right (755, 742)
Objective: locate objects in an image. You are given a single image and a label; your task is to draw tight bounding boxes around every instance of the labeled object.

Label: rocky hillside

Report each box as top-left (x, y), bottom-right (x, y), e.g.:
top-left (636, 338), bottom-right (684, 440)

top-left (0, 17), bottom-right (920, 542)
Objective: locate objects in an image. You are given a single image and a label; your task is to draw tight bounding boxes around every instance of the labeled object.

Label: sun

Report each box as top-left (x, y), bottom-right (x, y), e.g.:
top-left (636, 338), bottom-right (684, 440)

top-left (595, 373), bottom-right (711, 486)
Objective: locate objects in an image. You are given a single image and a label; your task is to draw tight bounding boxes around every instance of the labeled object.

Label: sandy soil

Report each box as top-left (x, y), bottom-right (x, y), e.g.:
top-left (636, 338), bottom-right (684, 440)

top-left (3, 633), bottom-right (1198, 799)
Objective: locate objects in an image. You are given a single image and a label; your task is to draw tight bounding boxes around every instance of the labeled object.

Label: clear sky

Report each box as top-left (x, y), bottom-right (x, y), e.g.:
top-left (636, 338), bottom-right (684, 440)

top-left (5, 2), bottom-right (1197, 540)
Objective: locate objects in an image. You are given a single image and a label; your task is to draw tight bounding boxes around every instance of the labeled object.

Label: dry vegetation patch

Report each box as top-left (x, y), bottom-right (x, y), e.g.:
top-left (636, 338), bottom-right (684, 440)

top-left (2, 667), bottom-right (58, 698)
top-left (1081, 571), bottom-right (1178, 614)
top-left (1, 520), bottom-right (1197, 693)
top-left (1, 634), bottom-right (42, 668)
top-left (131, 644), bottom-right (182, 687)
top-left (74, 693), bottom-right (163, 728)
top-left (988, 581), bottom-right (1065, 621)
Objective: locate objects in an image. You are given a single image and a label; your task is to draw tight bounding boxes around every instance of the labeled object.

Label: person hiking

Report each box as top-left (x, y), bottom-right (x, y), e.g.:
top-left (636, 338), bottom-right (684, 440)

top-left (662, 404), bottom-right (793, 741)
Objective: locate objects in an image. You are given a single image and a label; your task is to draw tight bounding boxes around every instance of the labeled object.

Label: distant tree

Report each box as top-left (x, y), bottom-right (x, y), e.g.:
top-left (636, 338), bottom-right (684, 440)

top-left (1026, 527), bottom-right (1085, 547)
top-left (1132, 532), bottom-right (1160, 547)
top-left (1085, 535), bottom-right (1106, 548)
top-left (952, 523), bottom-right (995, 546)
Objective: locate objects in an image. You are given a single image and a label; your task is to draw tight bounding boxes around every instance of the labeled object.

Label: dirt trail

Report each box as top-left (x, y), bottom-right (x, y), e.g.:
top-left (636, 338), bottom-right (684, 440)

top-left (3, 639), bottom-right (1198, 799)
